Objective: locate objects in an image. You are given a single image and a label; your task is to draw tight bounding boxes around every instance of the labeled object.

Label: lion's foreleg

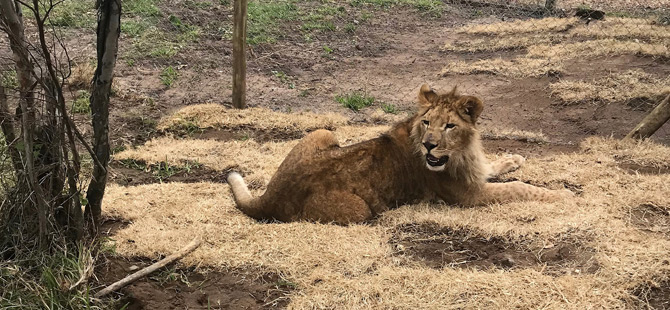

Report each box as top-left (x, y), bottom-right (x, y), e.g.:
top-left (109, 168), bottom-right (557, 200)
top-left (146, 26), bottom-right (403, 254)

top-left (474, 181), bottom-right (574, 205)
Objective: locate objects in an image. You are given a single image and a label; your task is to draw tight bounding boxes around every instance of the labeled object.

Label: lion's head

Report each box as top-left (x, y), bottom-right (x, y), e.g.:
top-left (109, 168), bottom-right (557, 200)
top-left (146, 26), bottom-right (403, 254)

top-left (411, 84), bottom-right (484, 172)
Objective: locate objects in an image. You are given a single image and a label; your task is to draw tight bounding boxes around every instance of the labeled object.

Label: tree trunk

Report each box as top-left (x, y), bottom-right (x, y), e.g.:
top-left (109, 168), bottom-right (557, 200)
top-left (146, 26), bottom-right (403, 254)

top-left (626, 94), bottom-right (670, 140)
top-left (85, 0), bottom-right (121, 232)
top-left (232, 0), bottom-right (248, 109)
top-left (1, 0), bottom-right (50, 245)
top-left (0, 84), bottom-right (22, 173)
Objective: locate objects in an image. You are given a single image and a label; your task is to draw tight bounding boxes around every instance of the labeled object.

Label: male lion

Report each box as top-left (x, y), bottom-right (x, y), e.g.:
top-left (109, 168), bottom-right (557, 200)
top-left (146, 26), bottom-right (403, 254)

top-left (228, 84), bottom-right (573, 224)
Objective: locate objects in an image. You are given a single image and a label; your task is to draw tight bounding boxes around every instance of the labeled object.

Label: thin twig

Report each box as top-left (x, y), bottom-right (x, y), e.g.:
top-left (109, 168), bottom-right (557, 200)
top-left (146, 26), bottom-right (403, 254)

top-left (94, 237), bottom-right (202, 298)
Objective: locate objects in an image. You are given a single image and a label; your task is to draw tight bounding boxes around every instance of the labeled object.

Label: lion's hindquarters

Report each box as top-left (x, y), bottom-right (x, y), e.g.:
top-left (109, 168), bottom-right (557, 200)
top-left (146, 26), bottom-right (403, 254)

top-left (303, 191), bottom-right (373, 224)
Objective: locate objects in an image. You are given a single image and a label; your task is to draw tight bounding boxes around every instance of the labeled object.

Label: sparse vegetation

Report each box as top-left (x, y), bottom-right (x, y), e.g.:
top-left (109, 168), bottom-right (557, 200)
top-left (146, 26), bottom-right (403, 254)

top-left (336, 92), bottom-right (376, 111)
top-left (72, 90), bottom-right (91, 114)
top-left (0, 246), bottom-right (113, 309)
top-left (1, 70), bottom-right (18, 89)
top-left (550, 70), bottom-right (670, 105)
top-left (247, 0), bottom-right (299, 44)
top-left (381, 102), bottom-right (397, 114)
top-left (119, 158), bottom-right (203, 182)
top-left (160, 66), bottom-right (179, 87)
top-left (48, 0), bottom-right (96, 28)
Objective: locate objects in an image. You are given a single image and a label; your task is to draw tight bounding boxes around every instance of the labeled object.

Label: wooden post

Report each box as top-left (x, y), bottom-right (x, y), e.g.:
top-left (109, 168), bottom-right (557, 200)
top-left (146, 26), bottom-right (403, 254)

top-left (232, 0), bottom-right (248, 109)
top-left (545, 0), bottom-right (557, 11)
top-left (626, 94), bottom-right (670, 140)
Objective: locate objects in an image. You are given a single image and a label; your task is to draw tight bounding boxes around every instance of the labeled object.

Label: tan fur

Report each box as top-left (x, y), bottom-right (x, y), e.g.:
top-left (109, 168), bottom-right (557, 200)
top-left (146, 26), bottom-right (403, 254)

top-left (227, 85), bottom-right (573, 224)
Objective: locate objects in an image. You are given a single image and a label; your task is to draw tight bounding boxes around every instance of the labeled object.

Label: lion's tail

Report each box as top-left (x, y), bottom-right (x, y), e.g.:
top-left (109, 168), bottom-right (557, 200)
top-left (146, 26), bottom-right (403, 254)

top-left (226, 172), bottom-right (267, 220)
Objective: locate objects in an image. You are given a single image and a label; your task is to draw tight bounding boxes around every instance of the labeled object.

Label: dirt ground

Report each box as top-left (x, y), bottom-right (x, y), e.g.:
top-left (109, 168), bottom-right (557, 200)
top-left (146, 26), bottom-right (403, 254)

top-left (7, 0), bottom-right (667, 308)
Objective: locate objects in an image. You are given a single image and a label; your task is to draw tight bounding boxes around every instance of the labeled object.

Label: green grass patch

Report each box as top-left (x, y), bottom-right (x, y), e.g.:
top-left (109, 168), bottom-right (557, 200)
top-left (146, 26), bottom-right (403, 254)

top-left (119, 158), bottom-right (202, 182)
top-left (381, 102), bottom-right (397, 114)
top-left (160, 66), bottom-right (179, 87)
top-left (128, 28), bottom-right (181, 59)
top-left (184, 0), bottom-right (214, 9)
top-left (71, 90), bottom-right (91, 114)
top-left (247, 0), bottom-right (299, 45)
top-left (302, 20), bottom-right (336, 31)
top-left (0, 132), bottom-right (15, 195)
top-left (169, 15), bottom-right (201, 41)
top-left (1, 70), bottom-right (18, 89)
top-left (336, 91), bottom-right (375, 111)
top-left (349, 0), bottom-right (444, 17)
top-left (126, 0), bottom-right (162, 17)
top-left (272, 71), bottom-right (295, 89)
top-left (47, 0), bottom-right (96, 28)
top-left (121, 20), bottom-right (153, 37)
top-left (0, 246), bottom-right (113, 309)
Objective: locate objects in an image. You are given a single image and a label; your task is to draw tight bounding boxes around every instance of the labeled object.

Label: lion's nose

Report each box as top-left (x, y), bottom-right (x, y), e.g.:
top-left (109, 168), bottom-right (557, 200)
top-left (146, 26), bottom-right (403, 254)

top-left (423, 142), bottom-right (437, 152)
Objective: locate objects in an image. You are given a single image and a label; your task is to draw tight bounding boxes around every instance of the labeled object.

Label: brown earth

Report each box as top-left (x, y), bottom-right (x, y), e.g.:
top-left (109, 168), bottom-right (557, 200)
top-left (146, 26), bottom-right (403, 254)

top-left (95, 257), bottom-right (293, 310)
top-left (97, 219), bottom-right (293, 309)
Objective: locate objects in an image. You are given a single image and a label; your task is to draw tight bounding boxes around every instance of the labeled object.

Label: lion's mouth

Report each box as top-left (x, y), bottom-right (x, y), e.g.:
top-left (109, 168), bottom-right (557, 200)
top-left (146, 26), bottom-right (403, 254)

top-left (426, 154), bottom-right (448, 167)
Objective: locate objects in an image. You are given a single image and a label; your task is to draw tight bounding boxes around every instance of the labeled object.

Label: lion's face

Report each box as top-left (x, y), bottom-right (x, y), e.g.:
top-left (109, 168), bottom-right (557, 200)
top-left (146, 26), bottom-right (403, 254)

top-left (412, 84), bottom-right (483, 172)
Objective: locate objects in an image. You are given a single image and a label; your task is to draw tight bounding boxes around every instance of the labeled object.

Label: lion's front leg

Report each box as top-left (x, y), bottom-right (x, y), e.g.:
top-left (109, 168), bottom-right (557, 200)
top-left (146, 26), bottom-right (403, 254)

top-left (487, 154), bottom-right (525, 177)
top-left (474, 181), bottom-right (574, 205)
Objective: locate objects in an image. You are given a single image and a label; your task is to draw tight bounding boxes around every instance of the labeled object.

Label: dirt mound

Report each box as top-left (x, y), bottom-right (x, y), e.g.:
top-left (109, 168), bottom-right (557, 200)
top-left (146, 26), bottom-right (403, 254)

top-left (390, 223), bottom-right (598, 275)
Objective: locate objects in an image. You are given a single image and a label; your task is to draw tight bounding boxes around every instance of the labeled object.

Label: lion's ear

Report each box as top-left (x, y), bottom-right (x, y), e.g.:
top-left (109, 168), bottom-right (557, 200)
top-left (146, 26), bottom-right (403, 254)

top-left (454, 96), bottom-right (483, 123)
top-left (417, 84), bottom-right (438, 109)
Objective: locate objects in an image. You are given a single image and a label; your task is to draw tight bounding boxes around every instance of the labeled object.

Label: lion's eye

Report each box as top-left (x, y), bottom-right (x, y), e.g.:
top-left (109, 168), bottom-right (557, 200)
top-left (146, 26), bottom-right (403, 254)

top-left (422, 120), bottom-right (429, 126)
top-left (446, 123), bottom-right (456, 129)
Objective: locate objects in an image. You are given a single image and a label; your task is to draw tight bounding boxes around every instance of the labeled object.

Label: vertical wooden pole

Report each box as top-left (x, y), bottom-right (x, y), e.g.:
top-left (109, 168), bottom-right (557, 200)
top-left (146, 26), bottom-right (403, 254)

top-left (232, 0), bottom-right (248, 109)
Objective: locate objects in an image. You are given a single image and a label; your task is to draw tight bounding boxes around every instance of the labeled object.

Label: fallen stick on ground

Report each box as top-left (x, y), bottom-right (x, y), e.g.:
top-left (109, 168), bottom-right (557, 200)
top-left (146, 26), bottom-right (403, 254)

top-left (626, 93), bottom-right (670, 140)
top-left (94, 237), bottom-right (202, 298)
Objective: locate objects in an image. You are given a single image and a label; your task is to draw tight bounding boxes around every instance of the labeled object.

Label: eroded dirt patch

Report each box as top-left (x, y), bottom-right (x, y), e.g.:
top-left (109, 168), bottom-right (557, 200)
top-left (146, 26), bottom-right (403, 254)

top-left (192, 127), bottom-right (305, 143)
top-left (95, 257), bottom-right (293, 310)
top-left (109, 160), bottom-right (227, 186)
top-left (618, 163), bottom-right (670, 175)
top-left (629, 204), bottom-right (670, 235)
top-left (390, 223), bottom-right (598, 275)
top-left (632, 279), bottom-right (670, 310)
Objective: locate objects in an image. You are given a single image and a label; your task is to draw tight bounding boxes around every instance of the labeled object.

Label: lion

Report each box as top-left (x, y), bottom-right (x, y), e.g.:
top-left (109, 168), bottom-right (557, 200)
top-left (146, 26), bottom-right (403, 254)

top-left (227, 84), bottom-right (573, 224)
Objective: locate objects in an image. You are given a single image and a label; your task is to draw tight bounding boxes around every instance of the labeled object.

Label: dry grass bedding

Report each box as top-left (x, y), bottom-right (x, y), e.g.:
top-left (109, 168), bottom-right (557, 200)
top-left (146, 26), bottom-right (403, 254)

top-left (442, 16), bottom-right (670, 105)
top-left (104, 106), bottom-right (670, 309)
top-left (550, 70), bottom-right (670, 104)
top-left (158, 103), bottom-right (348, 133)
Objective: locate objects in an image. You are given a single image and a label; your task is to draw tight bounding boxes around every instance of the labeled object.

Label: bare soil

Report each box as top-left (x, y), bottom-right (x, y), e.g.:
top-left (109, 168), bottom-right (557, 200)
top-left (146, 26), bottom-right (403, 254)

top-left (109, 161), bottom-right (226, 186)
top-left (632, 279), bottom-right (670, 310)
top-left (95, 257), bottom-right (292, 310)
top-left (629, 204), bottom-right (670, 236)
top-left (389, 222), bottom-right (599, 275)
top-left (97, 219), bottom-right (293, 309)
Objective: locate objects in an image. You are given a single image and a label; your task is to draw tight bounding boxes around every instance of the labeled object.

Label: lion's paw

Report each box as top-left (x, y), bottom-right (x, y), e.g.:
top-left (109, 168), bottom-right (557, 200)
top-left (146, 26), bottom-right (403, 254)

top-left (506, 154), bottom-right (526, 167)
